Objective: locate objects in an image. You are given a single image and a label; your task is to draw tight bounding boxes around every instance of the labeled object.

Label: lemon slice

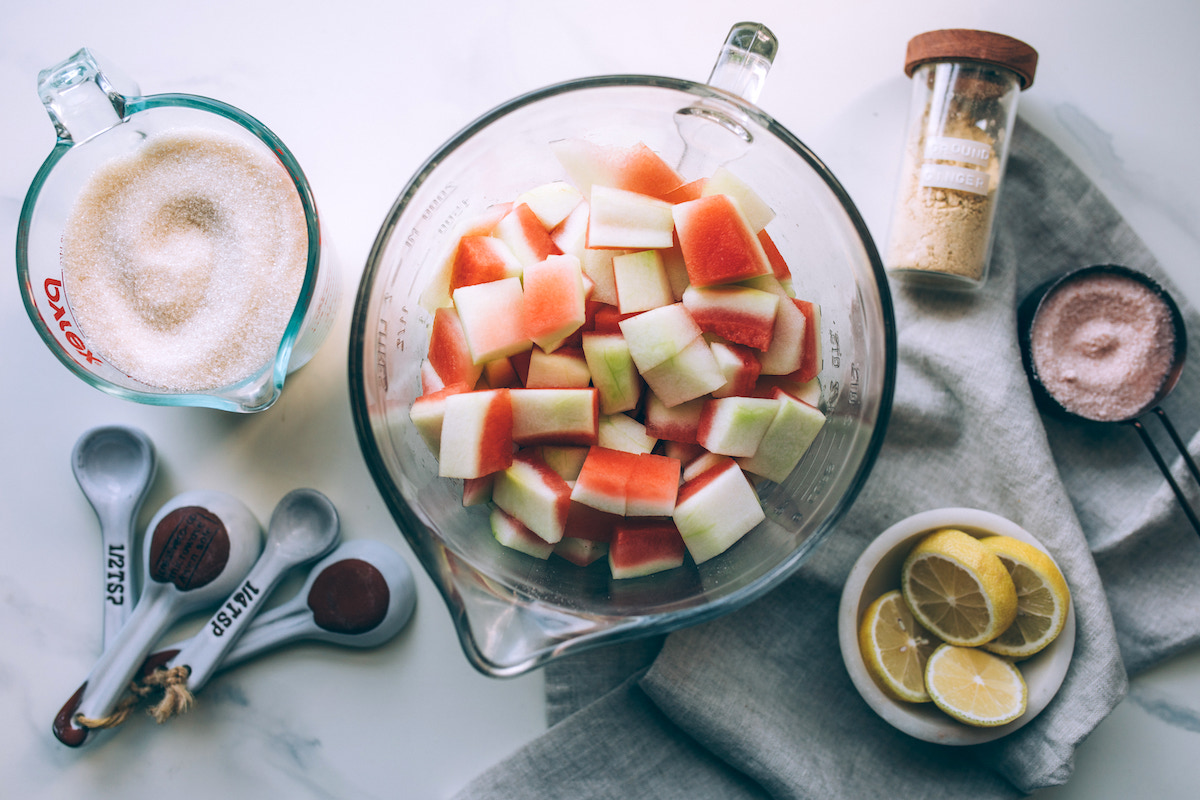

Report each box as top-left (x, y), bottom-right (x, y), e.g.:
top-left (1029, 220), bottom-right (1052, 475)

top-left (900, 528), bottom-right (1017, 647)
top-left (858, 589), bottom-right (940, 702)
top-left (925, 643), bottom-right (1028, 726)
top-left (979, 535), bottom-right (1071, 659)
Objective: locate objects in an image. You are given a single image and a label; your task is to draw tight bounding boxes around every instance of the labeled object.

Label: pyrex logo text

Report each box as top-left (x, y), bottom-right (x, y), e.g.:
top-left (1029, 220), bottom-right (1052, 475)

top-left (43, 278), bottom-right (102, 365)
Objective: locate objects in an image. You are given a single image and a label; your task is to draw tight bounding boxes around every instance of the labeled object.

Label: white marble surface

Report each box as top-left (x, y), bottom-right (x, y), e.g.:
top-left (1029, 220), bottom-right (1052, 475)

top-left (2, 1), bottom-right (1199, 797)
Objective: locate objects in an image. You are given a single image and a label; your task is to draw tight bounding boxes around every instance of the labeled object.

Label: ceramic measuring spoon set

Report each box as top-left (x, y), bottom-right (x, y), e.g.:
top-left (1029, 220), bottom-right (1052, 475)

top-left (55, 427), bottom-right (418, 748)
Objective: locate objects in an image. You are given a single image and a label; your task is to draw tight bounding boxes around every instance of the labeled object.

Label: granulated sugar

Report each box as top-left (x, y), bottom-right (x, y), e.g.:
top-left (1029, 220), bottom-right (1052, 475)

top-left (1030, 272), bottom-right (1176, 422)
top-left (61, 128), bottom-right (308, 392)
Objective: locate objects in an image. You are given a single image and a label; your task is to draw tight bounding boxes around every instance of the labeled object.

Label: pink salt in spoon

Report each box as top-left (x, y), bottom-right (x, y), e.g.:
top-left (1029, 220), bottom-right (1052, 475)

top-left (1019, 263), bottom-right (1200, 535)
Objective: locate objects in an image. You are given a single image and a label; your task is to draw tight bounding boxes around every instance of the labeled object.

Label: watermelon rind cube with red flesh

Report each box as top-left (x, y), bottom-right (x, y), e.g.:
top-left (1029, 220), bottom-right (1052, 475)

top-left (554, 536), bottom-right (609, 567)
top-left (640, 337), bottom-right (726, 408)
top-left (510, 388), bottom-right (599, 447)
top-left (662, 178), bottom-right (707, 204)
top-left (516, 181), bottom-right (584, 229)
top-left (578, 247), bottom-right (623, 306)
top-left (438, 388), bottom-right (514, 479)
top-left (581, 332), bottom-right (642, 416)
top-left (522, 254), bottom-right (587, 352)
top-left (525, 346), bottom-right (592, 389)
top-left (564, 500), bottom-right (622, 543)
top-left (617, 303), bottom-right (703, 374)
top-left (597, 413), bottom-right (658, 455)
top-left (757, 375), bottom-right (822, 407)
top-left (462, 474), bottom-right (495, 507)
top-left (709, 341), bottom-right (762, 399)
top-left (491, 507), bottom-right (554, 559)
top-left (492, 451), bottom-right (573, 544)
top-left (613, 249), bottom-right (674, 314)
top-left (672, 194), bottom-right (772, 287)
top-left (682, 451), bottom-right (730, 483)
top-left (586, 186), bottom-right (676, 250)
top-left (421, 360), bottom-right (445, 395)
top-left (482, 356), bottom-right (521, 389)
top-left (550, 139), bottom-right (685, 201)
top-left (672, 459), bottom-right (765, 564)
top-left (408, 381), bottom-right (472, 456)
top-left (452, 277), bottom-right (532, 365)
top-left (757, 229), bottom-right (792, 282)
top-left (449, 236), bottom-right (524, 293)
top-left (792, 299), bottom-right (823, 384)
top-left (737, 389), bottom-right (827, 484)
top-left (625, 453), bottom-right (682, 517)
top-left (427, 306), bottom-right (484, 389)
top-left (696, 396), bottom-right (781, 458)
top-left (661, 240), bottom-right (691, 302)
top-left (418, 203), bottom-right (513, 312)
top-left (738, 275), bottom-right (806, 376)
top-left (681, 284), bottom-right (779, 351)
top-left (571, 446), bottom-right (642, 516)
top-left (701, 167), bottom-right (776, 232)
top-left (643, 394), bottom-right (704, 444)
top-left (539, 445), bottom-right (590, 481)
top-left (495, 203), bottom-right (562, 267)
top-left (609, 519), bottom-right (687, 580)
top-left (551, 200), bottom-right (590, 256)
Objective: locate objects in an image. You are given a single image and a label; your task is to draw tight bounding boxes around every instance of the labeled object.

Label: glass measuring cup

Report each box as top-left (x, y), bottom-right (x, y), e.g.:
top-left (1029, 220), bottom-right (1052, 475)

top-left (349, 23), bottom-right (896, 676)
top-left (16, 48), bottom-right (340, 413)
top-left (1018, 264), bottom-right (1200, 535)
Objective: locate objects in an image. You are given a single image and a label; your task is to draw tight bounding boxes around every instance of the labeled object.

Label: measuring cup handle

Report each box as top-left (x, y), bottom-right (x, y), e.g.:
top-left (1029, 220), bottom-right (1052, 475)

top-left (1129, 412), bottom-right (1200, 537)
top-left (38, 48), bottom-right (141, 144)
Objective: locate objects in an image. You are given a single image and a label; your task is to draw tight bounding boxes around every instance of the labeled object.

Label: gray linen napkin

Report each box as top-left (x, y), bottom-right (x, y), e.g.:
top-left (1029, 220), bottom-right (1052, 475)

top-left (455, 118), bottom-right (1200, 799)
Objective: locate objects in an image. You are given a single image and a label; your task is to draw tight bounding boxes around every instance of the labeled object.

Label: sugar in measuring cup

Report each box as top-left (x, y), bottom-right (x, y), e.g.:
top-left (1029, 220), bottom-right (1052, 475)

top-left (16, 48), bottom-right (340, 413)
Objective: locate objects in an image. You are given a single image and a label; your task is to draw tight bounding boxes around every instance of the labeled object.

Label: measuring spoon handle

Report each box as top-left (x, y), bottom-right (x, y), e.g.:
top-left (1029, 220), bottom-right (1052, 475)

top-left (97, 507), bottom-right (138, 651)
top-left (53, 583), bottom-right (178, 747)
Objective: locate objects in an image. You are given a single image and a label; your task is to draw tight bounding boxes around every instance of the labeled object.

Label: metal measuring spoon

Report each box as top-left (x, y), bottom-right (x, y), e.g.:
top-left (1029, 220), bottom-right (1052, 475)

top-left (1019, 264), bottom-right (1200, 535)
top-left (53, 491), bottom-right (263, 747)
top-left (144, 539), bottom-right (416, 675)
top-left (143, 489), bottom-right (341, 700)
top-left (72, 425), bottom-right (157, 649)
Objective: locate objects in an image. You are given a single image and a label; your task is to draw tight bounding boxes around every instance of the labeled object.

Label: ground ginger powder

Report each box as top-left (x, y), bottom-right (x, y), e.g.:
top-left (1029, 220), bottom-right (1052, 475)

top-left (886, 116), bottom-right (1000, 284)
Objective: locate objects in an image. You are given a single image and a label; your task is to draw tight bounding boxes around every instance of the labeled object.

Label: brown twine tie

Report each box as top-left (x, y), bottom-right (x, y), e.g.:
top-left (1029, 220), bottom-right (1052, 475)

top-left (73, 665), bottom-right (194, 730)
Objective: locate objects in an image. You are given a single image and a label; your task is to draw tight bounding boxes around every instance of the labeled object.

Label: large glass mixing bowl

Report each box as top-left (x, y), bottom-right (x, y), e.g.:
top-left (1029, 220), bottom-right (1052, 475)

top-left (349, 24), bottom-right (896, 676)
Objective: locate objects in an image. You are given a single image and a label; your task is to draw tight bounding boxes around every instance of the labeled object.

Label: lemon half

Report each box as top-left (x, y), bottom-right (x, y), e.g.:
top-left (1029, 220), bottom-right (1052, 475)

top-left (900, 528), bottom-right (1017, 647)
top-left (979, 535), bottom-right (1071, 659)
top-left (925, 643), bottom-right (1028, 727)
top-left (858, 589), bottom-right (940, 703)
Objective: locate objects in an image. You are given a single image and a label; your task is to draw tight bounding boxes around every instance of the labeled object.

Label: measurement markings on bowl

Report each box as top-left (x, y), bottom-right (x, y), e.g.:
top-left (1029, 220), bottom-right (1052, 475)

top-left (403, 185), bottom-right (456, 250)
top-left (437, 198), bottom-right (470, 235)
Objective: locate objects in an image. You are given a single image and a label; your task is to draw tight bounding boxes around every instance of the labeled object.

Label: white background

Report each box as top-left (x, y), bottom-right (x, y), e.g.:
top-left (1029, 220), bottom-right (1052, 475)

top-left (2, 1), bottom-right (1199, 798)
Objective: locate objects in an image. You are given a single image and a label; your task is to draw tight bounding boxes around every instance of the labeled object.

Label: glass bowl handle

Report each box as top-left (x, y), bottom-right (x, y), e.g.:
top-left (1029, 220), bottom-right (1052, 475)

top-left (705, 21), bottom-right (778, 105)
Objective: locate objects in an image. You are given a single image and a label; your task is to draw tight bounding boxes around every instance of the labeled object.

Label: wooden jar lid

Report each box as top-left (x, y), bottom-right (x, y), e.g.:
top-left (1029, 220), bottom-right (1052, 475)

top-left (905, 29), bottom-right (1038, 89)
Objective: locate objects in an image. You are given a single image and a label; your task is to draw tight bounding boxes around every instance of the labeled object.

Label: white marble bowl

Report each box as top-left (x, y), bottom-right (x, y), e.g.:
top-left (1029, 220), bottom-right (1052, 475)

top-left (837, 507), bottom-right (1076, 745)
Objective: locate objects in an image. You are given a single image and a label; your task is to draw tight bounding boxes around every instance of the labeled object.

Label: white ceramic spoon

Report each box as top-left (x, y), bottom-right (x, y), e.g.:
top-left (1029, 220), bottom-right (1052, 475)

top-left (71, 425), bottom-right (157, 649)
top-left (144, 539), bottom-right (416, 675)
top-left (147, 488), bottom-right (341, 697)
top-left (54, 490), bottom-right (263, 747)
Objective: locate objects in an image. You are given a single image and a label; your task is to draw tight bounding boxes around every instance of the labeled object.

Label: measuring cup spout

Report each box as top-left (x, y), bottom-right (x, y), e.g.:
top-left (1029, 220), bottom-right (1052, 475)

top-left (38, 48), bottom-right (140, 144)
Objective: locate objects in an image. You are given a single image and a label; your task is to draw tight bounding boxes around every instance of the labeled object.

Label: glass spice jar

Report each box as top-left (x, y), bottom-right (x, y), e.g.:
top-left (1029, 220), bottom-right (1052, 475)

top-left (885, 29), bottom-right (1038, 290)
